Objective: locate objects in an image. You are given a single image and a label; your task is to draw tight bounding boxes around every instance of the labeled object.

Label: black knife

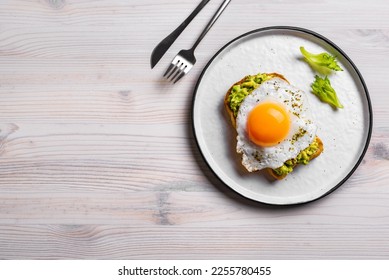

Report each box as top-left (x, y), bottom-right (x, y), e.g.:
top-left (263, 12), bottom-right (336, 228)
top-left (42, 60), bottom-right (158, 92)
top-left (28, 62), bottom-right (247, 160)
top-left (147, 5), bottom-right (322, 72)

top-left (150, 0), bottom-right (211, 69)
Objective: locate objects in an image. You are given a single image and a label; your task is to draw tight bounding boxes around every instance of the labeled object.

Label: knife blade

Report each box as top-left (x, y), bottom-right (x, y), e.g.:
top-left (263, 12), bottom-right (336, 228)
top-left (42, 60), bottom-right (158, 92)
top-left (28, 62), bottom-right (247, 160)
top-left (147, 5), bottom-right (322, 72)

top-left (150, 0), bottom-right (211, 69)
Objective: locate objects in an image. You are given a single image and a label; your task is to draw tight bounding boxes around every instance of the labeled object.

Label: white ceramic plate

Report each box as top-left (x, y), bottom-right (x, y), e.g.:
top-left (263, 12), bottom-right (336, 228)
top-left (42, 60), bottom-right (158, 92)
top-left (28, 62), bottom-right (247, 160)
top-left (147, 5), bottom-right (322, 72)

top-left (192, 26), bottom-right (372, 205)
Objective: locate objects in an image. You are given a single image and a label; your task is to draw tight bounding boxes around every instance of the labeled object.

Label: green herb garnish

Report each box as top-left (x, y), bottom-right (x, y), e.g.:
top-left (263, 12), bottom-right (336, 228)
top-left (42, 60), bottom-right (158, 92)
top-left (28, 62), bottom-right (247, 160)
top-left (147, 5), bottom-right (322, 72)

top-left (311, 75), bottom-right (343, 109)
top-left (300, 46), bottom-right (343, 72)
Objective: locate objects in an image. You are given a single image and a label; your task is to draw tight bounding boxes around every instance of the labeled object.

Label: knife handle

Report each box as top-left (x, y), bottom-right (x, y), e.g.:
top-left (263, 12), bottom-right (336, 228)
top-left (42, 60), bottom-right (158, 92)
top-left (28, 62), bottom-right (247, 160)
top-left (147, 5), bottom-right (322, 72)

top-left (162, 0), bottom-right (210, 48)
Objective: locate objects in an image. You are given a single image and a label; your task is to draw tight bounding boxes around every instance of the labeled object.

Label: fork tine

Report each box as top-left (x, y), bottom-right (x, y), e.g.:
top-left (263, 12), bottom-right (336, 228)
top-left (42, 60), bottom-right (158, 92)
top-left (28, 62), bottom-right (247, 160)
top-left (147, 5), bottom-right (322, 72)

top-left (170, 62), bottom-right (185, 82)
top-left (173, 66), bottom-right (187, 83)
top-left (163, 63), bottom-right (174, 77)
top-left (166, 60), bottom-right (181, 80)
top-left (164, 61), bottom-right (179, 78)
top-left (164, 49), bottom-right (195, 83)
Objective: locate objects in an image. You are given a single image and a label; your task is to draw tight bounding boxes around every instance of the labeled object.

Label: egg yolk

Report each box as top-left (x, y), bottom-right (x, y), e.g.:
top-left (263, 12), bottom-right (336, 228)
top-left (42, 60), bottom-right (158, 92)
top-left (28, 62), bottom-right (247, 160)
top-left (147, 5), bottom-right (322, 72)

top-left (247, 101), bottom-right (291, 147)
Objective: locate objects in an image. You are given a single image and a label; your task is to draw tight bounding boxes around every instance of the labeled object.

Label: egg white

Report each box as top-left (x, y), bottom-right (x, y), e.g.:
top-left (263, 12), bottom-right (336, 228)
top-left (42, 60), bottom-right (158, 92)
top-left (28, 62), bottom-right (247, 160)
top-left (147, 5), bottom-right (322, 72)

top-left (236, 77), bottom-right (317, 171)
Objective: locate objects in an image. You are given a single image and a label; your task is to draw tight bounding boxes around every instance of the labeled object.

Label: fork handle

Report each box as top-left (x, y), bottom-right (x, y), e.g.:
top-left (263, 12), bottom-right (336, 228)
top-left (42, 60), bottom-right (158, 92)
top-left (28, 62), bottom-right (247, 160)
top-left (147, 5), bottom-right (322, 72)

top-left (191, 0), bottom-right (232, 51)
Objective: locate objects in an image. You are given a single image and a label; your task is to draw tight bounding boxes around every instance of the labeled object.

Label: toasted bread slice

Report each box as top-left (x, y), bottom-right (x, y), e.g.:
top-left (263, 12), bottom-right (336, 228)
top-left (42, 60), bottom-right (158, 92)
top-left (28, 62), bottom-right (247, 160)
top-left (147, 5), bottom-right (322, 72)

top-left (267, 136), bottom-right (324, 180)
top-left (224, 72), bottom-right (323, 180)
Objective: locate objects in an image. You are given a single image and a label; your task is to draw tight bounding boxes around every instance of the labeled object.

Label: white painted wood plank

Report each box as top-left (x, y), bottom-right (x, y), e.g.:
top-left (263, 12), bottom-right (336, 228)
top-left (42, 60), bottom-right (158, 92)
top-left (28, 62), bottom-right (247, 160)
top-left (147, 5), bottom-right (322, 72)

top-left (0, 0), bottom-right (388, 259)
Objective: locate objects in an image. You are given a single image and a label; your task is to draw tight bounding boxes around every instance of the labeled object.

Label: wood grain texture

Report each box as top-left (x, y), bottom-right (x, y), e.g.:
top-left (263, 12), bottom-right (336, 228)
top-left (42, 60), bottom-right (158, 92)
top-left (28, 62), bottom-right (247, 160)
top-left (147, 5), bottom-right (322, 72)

top-left (0, 0), bottom-right (389, 259)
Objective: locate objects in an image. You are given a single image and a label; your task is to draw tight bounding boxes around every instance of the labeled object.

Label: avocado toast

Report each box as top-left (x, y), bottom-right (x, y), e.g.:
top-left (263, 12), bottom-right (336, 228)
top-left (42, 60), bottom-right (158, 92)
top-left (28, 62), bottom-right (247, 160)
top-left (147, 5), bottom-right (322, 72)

top-left (224, 72), bottom-right (324, 180)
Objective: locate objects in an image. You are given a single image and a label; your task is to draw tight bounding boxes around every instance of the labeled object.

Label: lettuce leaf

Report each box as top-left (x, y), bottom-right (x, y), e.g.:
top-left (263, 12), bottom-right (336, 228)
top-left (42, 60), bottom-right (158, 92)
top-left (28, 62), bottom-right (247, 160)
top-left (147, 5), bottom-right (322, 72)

top-left (300, 46), bottom-right (343, 72)
top-left (311, 75), bottom-right (343, 109)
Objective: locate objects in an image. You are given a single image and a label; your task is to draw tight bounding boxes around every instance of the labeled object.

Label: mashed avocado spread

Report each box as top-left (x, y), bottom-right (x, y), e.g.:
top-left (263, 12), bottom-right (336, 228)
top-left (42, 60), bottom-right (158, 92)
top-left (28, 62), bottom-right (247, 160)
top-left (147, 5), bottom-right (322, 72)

top-left (273, 138), bottom-right (320, 176)
top-left (227, 73), bottom-right (270, 117)
top-left (227, 72), bottom-right (320, 177)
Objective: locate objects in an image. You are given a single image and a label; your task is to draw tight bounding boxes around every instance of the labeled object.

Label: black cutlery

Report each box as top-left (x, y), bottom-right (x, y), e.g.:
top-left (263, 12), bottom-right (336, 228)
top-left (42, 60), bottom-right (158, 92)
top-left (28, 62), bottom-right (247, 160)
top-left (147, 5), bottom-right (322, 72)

top-left (150, 0), bottom-right (211, 69)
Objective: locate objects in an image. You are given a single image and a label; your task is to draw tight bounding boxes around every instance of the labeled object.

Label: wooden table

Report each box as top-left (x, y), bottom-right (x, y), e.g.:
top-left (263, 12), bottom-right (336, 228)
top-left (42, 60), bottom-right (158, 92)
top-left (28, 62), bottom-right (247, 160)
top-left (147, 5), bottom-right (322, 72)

top-left (0, 0), bottom-right (388, 259)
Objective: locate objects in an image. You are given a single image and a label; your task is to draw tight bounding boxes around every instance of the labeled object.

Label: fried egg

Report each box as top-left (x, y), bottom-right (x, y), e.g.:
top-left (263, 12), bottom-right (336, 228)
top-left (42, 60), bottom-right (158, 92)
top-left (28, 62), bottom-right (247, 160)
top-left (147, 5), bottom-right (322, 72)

top-left (236, 77), bottom-right (317, 171)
